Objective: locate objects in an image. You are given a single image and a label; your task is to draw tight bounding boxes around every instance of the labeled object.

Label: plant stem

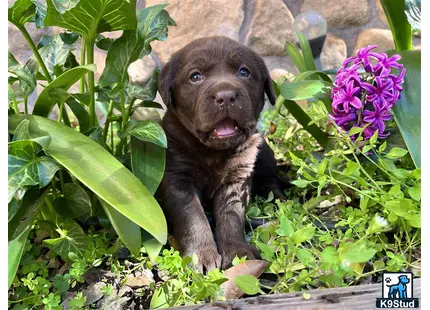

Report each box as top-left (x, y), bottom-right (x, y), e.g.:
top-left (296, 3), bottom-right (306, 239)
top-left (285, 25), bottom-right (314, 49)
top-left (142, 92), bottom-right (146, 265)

top-left (18, 25), bottom-right (51, 83)
top-left (57, 101), bottom-right (65, 123)
top-left (103, 100), bottom-right (115, 144)
top-left (24, 97), bottom-right (28, 114)
top-left (80, 38), bottom-right (87, 93)
top-left (86, 38), bottom-right (97, 127)
top-left (110, 122), bottom-right (114, 152)
top-left (59, 170), bottom-right (65, 193)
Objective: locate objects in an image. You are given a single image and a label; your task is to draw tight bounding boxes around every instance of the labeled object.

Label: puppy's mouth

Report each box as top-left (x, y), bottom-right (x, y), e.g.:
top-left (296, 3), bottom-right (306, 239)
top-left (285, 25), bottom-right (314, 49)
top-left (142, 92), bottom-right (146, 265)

top-left (210, 118), bottom-right (241, 139)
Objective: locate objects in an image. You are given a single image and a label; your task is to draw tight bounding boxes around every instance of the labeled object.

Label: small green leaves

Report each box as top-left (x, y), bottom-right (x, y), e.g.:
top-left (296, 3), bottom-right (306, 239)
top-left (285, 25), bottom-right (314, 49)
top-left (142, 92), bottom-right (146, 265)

top-left (385, 147), bottom-right (409, 159)
top-left (276, 215), bottom-right (294, 237)
top-left (292, 226), bottom-right (315, 244)
top-left (291, 179), bottom-right (312, 188)
top-left (234, 275), bottom-right (261, 295)
top-left (43, 220), bottom-right (91, 261)
top-left (119, 120), bottom-right (167, 148)
top-left (408, 186), bottom-right (421, 201)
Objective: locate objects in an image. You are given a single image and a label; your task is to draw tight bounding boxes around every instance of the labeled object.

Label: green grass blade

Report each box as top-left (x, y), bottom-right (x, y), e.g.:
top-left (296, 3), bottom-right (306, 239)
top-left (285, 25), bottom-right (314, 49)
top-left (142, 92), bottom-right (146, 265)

top-left (380, 0), bottom-right (413, 50)
top-left (285, 41), bottom-right (306, 73)
top-left (297, 32), bottom-right (316, 71)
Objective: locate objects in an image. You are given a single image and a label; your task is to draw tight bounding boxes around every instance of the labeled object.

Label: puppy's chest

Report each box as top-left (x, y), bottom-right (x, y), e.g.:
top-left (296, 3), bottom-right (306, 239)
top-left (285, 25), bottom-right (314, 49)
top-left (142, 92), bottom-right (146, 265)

top-left (201, 134), bottom-right (262, 196)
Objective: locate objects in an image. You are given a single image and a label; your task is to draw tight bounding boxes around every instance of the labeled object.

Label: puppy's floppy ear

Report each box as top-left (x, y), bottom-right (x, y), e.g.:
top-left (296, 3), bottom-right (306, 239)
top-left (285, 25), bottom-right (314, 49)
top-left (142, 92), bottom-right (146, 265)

top-left (261, 63), bottom-right (277, 105)
top-left (158, 58), bottom-right (175, 107)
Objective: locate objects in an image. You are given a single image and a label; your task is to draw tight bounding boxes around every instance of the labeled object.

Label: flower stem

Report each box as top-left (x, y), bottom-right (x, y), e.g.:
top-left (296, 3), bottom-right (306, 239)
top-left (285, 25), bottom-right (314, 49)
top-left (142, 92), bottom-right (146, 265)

top-left (18, 25), bottom-right (51, 83)
top-left (86, 37), bottom-right (97, 127)
top-left (24, 97), bottom-right (28, 114)
top-left (80, 38), bottom-right (87, 93)
top-left (102, 100), bottom-right (114, 144)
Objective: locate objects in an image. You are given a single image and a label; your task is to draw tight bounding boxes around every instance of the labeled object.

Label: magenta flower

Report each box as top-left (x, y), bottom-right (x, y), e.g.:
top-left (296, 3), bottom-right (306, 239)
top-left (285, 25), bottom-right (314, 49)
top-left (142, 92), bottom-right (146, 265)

top-left (329, 45), bottom-right (405, 140)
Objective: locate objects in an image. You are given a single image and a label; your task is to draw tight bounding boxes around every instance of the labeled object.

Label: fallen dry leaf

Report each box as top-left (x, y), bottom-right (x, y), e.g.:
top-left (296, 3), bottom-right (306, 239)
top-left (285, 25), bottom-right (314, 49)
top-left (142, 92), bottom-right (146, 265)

top-left (221, 260), bottom-right (268, 300)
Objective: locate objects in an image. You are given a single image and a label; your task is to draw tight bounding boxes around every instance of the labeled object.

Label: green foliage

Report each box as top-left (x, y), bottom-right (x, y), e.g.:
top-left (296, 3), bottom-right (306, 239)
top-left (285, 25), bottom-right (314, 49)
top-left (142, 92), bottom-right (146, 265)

top-left (8, 0), bottom-right (174, 293)
top-left (380, 0), bottom-right (413, 50)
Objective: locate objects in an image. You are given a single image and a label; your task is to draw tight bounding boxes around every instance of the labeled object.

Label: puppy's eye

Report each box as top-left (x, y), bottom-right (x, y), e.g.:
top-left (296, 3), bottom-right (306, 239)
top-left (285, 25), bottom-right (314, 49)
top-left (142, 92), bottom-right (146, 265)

top-left (238, 67), bottom-right (250, 78)
top-left (190, 72), bottom-right (203, 83)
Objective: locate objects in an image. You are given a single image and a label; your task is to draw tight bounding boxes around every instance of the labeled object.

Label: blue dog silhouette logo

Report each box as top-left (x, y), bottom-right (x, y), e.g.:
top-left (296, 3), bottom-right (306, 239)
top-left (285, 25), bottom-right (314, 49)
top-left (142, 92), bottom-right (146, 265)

top-left (386, 275), bottom-right (410, 299)
top-left (376, 272), bottom-right (419, 308)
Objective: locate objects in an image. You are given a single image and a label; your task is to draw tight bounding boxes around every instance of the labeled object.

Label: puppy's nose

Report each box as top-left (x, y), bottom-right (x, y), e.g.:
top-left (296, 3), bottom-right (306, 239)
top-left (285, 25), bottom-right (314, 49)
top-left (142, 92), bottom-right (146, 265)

top-left (215, 91), bottom-right (236, 105)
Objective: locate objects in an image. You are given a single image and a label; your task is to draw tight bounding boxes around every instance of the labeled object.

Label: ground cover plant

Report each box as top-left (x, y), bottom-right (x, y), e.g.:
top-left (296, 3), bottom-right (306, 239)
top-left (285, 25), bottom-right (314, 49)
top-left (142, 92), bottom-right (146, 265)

top-left (8, 0), bottom-right (421, 309)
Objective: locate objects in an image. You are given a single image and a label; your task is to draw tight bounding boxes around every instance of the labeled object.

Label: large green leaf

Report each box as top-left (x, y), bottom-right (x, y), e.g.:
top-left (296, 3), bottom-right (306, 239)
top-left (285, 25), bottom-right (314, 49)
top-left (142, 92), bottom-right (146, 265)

top-left (126, 70), bottom-right (159, 102)
top-left (8, 140), bottom-right (60, 202)
top-left (119, 120), bottom-right (167, 148)
top-left (8, 188), bottom-right (48, 288)
top-left (30, 0), bottom-right (47, 28)
top-left (8, 0), bottom-right (36, 27)
top-left (99, 199), bottom-right (141, 257)
top-left (9, 114), bottom-right (167, 244)
top-left (99, 4), bottom-right (175, 93)
top-left (131, 136), bottom-right (165, 195)
top-left (405, 0), bottom-right (420, 30)
top-left (380, 0), bottom-right (412, 50)
top-left (8, 50), bottom-right (36, 97)
top-left (32, 64), bottom-right (96, 117)
top-left (43, 219), bottom-right (91, 261)
top-left (44, 0), bottom-right (137, 40)
top-left (388, 50), bottom-right (420, 167)
top-left (280, 80), bottom-right (326, 101)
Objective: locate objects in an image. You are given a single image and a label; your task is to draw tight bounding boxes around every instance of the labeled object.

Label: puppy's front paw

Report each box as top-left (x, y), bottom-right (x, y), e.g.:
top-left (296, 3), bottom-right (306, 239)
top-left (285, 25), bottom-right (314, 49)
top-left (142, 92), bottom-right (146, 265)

top-left (183, 245), bottom-right (222, 273)
top-left (218, 242), bottom-right (261, 269)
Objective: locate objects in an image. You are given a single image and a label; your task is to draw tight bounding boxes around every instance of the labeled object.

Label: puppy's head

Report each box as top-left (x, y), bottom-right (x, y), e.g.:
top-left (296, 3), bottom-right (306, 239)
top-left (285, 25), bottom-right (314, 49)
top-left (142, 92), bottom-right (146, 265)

top-left (158, 36), bottom-right (276, 150)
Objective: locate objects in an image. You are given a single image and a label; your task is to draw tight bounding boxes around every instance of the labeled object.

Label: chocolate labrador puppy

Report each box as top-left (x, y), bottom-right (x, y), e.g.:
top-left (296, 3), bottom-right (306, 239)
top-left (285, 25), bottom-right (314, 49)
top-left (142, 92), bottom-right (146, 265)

top-left (158, 36), bottom-right (284, 271)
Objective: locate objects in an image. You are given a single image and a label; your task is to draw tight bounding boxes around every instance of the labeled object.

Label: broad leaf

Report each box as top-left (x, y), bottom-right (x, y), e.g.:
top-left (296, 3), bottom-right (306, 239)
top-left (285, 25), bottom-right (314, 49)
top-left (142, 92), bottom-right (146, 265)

top-left (43, 220), bottom-right (91, 261)
top-left (99, 199), bottom-right (141, 257)
top-left (8, 198), bottom-right (22, 222)
top-left (8, 51), bottom-right (36, 97)
top-left (44, 0), bottom-right (137, 40)
top-left (380, 0), bottom-right (413, 50)
top-left (53, 183), bottom-right (91, 218)
top-left (8, 188), bottom-right (48, 288)
top-left (280, 80), bottom-right (326, 101)
top-left (131, 136), bottom-right (165, 195)
top-left (99, 4), bottom-right (175, 93)
top-left (141, 229), bottom-right (163, 262)
top-left (234, 275), bottom-right (261, 295)
top-left (8, 0), bottom-right (36, 27)
top-left (388, 50), bottom-right (420, 167)
top-left (8, 140), bottom-right (60, 202)
top-left (276, 215), bottom-right (294, 237)
top-left (119, 120), bottom-right (167, 148)
top-left (126, 70), bottom-right (159, 102)
top-left (32, 64), bottom-right (96, 117)
top-left (405, 0), bottom-right (421, 30)
top-left (9, 115), bottom-right (167, 244)
top-left (292, 226), bottom-right (315, 244)
top-left (26, 35), bottom-right (75, 77)
top-left (338, 241), bottom-right (377, 263)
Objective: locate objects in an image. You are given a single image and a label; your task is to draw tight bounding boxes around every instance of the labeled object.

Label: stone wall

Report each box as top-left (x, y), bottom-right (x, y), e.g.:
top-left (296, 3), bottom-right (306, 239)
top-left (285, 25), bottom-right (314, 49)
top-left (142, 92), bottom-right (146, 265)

top-left (8, 0), bottom-right (421, 104)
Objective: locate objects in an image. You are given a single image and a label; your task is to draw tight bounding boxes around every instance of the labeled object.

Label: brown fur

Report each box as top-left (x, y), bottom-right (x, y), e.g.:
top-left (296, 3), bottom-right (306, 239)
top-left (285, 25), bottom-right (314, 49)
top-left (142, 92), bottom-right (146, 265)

top-left (157, 36), bottom-right (283, 271)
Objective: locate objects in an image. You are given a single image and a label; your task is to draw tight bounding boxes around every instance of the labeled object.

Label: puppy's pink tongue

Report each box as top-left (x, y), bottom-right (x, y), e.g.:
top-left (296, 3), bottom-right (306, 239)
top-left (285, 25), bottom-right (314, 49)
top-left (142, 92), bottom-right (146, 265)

top-left (214, 119), bottom-right (236, 137)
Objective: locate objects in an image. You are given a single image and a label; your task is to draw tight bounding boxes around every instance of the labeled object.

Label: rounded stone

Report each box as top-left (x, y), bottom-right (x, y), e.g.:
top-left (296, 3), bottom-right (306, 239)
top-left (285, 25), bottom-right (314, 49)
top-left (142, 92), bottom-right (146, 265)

top-left (301, 0), bottom-right (370, 28)
top-left (321, 34), bottom-right (347, 71)
top-left (146, 0), bottom-right (245, 63)
top-left (353, 28), bottom-right (394, 55)
top-left (245, 0), bottom-right (294, 56)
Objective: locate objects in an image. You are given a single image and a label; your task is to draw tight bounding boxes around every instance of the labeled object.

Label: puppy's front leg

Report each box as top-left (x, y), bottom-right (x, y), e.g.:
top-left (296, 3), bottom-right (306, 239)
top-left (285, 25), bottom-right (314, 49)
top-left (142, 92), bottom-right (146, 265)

top-left (162, 179), bottom-right (221, 272)
top-left (213, 182), bottom-right (260, 269)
